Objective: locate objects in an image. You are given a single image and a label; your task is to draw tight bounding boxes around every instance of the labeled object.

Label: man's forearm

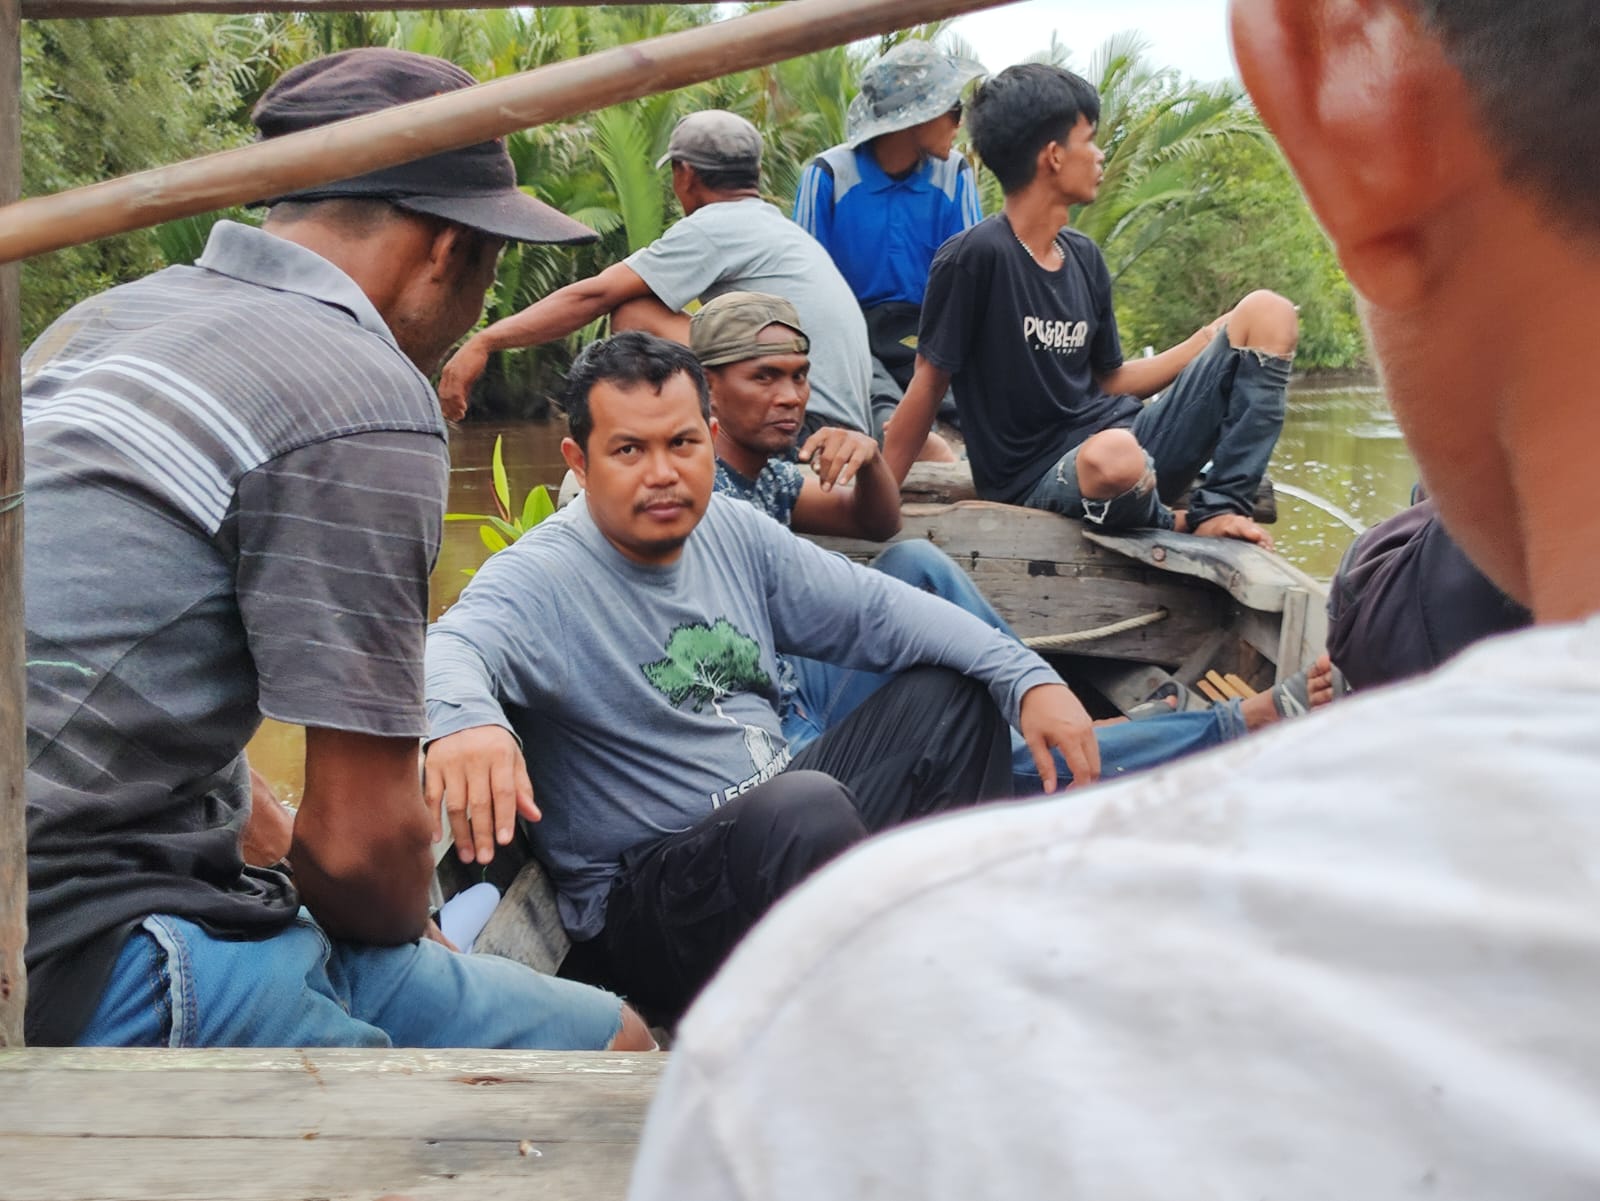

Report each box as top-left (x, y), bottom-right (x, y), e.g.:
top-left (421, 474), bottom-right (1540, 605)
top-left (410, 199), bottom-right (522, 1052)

top-left (1099, 328), bottom-right (1212, 399)
top-left (474, 281), bottom-right (613, 353)
top-left (290, 825), bottom-right (434, 945)
top-left (849, 456), bottom-right (904, 541)
top-left (883, 359), bottom-right (949, 483)
top-left (290, 728), bottom-right (439, 946)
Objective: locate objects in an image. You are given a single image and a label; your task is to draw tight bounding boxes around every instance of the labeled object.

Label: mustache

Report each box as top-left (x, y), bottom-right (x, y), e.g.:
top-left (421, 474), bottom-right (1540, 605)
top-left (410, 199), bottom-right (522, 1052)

top-left (634, 490), bottom-right (695, 514)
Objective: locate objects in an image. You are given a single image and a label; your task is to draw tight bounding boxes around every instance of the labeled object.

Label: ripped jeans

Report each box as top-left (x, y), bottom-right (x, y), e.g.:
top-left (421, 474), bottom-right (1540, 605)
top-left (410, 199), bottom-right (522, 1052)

top-left (1024, 331), bottom-right (1292, 530)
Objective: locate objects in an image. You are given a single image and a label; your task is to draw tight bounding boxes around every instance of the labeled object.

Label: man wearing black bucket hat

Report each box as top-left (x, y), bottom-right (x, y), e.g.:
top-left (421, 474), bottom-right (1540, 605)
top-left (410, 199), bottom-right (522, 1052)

top-left (795, 41), bottom-right (984, 434)
top-left (19, 47), bottom-right (651, 1051)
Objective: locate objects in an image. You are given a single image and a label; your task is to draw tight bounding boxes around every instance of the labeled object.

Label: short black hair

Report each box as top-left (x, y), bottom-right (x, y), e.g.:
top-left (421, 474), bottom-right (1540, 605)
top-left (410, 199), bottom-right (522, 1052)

top-left (1411, 0), bottom-right (1600, 232)
top-left (968, 64), bottom-right (1100, 195)
top-left (562, 331), bottom-right (711, 451)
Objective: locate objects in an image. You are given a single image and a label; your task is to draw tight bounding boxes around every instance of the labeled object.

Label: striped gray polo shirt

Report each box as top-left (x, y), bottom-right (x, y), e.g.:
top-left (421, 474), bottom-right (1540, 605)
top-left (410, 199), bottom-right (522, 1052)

top-left (21, 221), bottom-right (451, 1045)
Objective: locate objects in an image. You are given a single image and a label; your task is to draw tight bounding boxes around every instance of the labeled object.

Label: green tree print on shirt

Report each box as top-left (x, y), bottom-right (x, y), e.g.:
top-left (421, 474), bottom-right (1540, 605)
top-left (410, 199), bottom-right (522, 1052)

top-left (642, 620), bottom-right (772, 719)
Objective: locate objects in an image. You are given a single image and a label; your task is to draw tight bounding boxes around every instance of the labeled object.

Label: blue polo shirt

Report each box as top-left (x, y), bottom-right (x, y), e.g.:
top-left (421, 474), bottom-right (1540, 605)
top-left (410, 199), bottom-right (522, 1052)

top-left (794, 144), bottom-right (982, 309)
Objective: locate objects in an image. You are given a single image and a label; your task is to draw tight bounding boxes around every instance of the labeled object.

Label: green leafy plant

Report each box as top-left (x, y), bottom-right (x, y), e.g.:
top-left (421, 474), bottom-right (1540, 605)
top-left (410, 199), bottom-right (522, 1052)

top-left (444, 435), bottom-right (556, 572)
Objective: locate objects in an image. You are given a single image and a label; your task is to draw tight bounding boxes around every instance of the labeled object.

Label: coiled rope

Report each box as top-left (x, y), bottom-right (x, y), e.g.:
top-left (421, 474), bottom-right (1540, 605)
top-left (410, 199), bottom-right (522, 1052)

top-left (1022, 608), bottom-right (1168, 651)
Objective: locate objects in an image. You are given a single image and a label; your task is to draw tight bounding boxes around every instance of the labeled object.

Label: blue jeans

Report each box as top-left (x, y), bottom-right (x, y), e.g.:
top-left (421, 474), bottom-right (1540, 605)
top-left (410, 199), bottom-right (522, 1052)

top-left (780, 540), bottom-right (1247, 792)
top-left (77, 910), bottom-right (625, 1049)
top-left (1009, 699), bottom-right (1246, 793)
top-left (1025, 330), bottom-right (1292, 530)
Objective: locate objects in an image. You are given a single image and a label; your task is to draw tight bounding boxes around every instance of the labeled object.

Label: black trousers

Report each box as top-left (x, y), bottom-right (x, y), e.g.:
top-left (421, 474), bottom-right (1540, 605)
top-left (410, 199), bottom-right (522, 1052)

top-left (563, 667), bottom-right (1011, 1022)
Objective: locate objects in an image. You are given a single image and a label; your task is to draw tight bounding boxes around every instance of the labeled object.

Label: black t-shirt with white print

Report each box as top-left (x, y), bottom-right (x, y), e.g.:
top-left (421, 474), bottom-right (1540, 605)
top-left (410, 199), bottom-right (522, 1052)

top-left (918, 215), bottom-right (1142, 503)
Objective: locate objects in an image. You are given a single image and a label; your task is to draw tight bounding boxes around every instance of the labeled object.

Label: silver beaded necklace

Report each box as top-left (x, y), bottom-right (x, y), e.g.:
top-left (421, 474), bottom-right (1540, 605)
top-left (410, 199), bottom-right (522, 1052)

top-left (1011, 223), bottom-right (1063, 268)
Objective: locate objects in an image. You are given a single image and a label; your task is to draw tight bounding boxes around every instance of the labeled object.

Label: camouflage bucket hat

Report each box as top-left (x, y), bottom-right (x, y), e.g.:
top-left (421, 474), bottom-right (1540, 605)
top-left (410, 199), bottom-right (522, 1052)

top-left (691, 292), bottom-right (810, 368)
top-left (845, 41), bottom-right (986, 149)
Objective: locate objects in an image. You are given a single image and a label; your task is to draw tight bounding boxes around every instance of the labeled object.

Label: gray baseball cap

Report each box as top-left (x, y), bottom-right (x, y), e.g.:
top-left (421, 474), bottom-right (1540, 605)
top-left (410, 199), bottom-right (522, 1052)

top-left (655, 110), bottom-right (764, 174)
top-left (846, 41), bottom-right (986, 149)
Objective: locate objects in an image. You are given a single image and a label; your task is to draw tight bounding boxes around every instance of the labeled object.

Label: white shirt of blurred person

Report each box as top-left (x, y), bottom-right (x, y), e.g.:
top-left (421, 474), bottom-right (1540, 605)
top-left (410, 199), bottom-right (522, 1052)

top-left (626, 3), bottom-right (1600, 1197)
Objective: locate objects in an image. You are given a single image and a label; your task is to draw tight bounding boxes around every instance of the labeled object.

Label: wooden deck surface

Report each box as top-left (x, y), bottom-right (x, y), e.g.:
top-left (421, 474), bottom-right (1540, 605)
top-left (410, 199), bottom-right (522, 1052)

top-left (0, 1047), bottom-right (663, 1201)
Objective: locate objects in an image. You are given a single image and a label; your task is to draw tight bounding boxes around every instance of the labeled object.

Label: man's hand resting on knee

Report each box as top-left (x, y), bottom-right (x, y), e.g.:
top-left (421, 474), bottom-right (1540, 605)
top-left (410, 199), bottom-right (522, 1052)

top-left (1019, 683), bottom-right (1101, 790)
top-left (424, 724), bottom-right (540, 866)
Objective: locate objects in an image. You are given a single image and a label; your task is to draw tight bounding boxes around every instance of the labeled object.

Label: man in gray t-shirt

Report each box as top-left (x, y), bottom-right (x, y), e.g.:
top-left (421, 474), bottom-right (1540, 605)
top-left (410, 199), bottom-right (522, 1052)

top-left (23, 48), bottom-right (647, 1052)
top-left (437, 109), bottom-right (877, 437)
top-left (424, 332), bottom-right (1099, 1020)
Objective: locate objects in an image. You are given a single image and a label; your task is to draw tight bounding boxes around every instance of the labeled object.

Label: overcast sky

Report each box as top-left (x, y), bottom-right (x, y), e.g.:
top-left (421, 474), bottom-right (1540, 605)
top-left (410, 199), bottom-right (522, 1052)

top-left (948, 0), bottom-right (1237, 84)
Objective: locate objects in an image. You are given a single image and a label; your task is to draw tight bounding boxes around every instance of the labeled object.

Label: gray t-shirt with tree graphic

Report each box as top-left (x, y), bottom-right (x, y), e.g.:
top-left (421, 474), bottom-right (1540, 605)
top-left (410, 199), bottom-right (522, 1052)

top-left (425, 494), bottom-right (1056, 939)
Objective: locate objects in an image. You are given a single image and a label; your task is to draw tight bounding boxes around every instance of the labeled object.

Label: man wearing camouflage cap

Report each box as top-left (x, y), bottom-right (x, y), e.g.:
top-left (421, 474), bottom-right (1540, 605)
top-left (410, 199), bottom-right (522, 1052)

top-left (439, 110), bottom-right (878, 441)
top-left (795, 40), bottom-right (985, 432)
top-left (695, 291), bottom-right (901, 540)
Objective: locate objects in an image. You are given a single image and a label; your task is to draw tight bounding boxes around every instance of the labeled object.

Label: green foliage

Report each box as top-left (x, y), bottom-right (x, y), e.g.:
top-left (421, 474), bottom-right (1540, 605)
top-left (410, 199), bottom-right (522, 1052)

top-left (18, 15), bottom-right (257, 342)
top-left (1112, 138), bottom-right (1365, 369)
top-left (445, 435), bottom-right (555, 572)
top-left (643, 620), bottom-right (771, 712)
top-left (19, 10), bottom-right (1367, 377)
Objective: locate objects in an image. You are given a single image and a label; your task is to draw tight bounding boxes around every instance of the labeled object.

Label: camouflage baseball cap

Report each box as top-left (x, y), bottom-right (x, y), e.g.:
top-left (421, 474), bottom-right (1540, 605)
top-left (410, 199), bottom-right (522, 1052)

top-left (655, 110), bottom-right (764, 173)
top-left (691, 292), bottom-right (810, 368)
top-left (846, 41), bottom-right (986, 149)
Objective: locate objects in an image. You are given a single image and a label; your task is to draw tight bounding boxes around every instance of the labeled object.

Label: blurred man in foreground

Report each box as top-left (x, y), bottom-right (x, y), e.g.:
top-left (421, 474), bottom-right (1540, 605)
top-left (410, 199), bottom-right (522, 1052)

top-left (628, 3), bottom-right (1600, 1194)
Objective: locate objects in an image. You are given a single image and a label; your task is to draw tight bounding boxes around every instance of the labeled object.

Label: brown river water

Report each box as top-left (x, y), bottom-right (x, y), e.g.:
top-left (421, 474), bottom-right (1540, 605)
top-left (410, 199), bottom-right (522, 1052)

top-left (248, 378), bottom-right (1413, 799)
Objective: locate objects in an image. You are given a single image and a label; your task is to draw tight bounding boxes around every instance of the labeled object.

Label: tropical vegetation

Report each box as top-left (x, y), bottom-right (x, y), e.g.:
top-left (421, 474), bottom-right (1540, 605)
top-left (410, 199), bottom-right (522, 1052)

top-left (18, 6), bottom-right (1365, 415)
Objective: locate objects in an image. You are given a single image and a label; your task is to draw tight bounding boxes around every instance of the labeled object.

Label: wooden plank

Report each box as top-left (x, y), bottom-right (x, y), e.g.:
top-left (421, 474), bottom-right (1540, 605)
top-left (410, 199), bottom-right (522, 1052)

top-left (1275, 586), bottom-right (1310, 686)
top-left (963, 559), bottom-right (1221, 665)
top-left (1082, 526), bottom-right (1327, 614)
top-left (1205, 670), bottom-right (1243, 700)
top-left (23, 0), bottom-right (694, 16)
top-left (0, 0), bottom-right (1021, 264)
top-left (0, 0), bottom-right (26, 1048)
top-left (1223, 672), bottom-right (1258, 699)
top-left (819, 500), bottom-right (1160, 580)
top-left (0, 1049), bottom-right (663, 1201)
top-left (815, 501), bottom-right (1229, 667)
top-left (474, 859), bottom-right (571, 976)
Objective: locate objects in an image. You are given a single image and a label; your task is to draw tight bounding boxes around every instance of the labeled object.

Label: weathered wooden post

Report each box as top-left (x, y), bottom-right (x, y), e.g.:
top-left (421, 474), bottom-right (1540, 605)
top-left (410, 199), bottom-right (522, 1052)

top-left (0, 0), bottom-right (28, 1047)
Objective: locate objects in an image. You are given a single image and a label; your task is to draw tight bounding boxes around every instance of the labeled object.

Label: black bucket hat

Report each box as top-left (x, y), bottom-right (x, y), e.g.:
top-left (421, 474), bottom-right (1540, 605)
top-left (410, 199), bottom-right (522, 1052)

top-left (252, 47), bottom-right (598, 246)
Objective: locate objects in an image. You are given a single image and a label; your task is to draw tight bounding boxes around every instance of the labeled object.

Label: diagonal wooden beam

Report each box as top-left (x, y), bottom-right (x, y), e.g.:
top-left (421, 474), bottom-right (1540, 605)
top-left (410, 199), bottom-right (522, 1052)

top-left (24, 0), bottom-right (704, 16)
top-left (0, 0), bottom-right (1018, 264)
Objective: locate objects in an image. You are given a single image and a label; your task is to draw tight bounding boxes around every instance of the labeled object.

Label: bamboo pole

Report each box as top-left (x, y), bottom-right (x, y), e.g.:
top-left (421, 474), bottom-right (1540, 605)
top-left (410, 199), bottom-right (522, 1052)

top-left (0, 0), bottom-right (28, 1048)
top-left (0, 0), bottom-right (1019, 264)
top-left (23, 0), bottom-right (687, 17)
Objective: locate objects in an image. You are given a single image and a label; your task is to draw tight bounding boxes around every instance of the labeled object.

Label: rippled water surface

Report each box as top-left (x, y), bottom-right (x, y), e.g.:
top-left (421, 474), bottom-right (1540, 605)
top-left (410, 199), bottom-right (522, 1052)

top-left (249, 380), bottom-right (1414, 798)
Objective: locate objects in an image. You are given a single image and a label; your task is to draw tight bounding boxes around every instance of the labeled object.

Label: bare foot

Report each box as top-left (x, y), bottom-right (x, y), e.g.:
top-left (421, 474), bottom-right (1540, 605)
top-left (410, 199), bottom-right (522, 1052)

top-left (916, 431), bottom-right (959, 463)
top-left (1176, 510), bottom-right (1275, 551)
top-left (1240, 653), bottom-right (1335, 730)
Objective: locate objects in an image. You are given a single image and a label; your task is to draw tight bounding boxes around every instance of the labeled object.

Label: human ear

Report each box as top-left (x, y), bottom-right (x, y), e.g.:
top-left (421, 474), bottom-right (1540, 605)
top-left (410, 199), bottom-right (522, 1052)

top-left (559, 436), bottom-right (588, 488)
top-left (1229, 0), bottom-right (1496, 308)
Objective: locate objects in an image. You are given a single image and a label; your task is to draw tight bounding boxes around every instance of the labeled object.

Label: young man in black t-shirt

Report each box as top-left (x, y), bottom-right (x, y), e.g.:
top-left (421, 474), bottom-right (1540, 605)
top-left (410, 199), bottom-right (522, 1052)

top-left (882, 64), bottom-right (1298, 546)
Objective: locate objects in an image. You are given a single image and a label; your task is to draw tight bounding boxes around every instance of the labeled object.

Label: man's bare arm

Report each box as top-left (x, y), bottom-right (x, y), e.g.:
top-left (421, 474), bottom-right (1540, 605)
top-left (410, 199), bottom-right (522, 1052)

top-left (792, 427), bottom-right (903, 541)
top-left (289, 727), bottom-right (435, 945)
top-left (437, 263), bottom-right (657, 418)
top-left (1097, 319), bottom-right (1222, 400)
top-left (882, 357), bottom-right (951, 485)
